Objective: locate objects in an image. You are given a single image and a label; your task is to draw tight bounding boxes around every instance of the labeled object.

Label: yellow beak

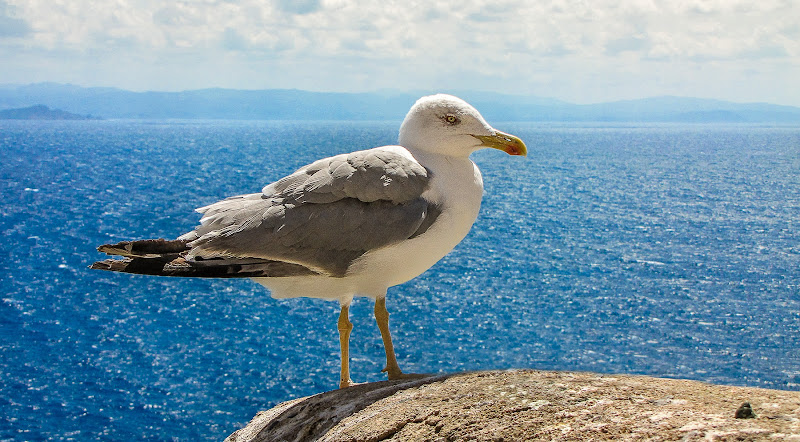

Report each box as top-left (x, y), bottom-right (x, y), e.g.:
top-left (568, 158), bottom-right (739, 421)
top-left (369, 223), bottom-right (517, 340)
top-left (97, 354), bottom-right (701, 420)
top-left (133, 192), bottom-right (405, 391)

top-left (473, 130), bottom-right (527, 156)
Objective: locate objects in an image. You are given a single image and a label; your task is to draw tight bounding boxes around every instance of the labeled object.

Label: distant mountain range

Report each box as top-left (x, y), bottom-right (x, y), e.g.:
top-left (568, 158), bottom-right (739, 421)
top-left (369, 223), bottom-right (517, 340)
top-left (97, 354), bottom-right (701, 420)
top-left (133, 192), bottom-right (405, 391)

top-left (1, 83), bottom-right (799, 123)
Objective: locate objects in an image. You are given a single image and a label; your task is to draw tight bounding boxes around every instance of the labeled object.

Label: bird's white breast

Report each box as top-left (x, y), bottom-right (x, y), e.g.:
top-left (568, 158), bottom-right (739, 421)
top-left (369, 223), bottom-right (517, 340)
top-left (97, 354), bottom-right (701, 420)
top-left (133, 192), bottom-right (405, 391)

top-left (345, 154), bottom-right (484, 294)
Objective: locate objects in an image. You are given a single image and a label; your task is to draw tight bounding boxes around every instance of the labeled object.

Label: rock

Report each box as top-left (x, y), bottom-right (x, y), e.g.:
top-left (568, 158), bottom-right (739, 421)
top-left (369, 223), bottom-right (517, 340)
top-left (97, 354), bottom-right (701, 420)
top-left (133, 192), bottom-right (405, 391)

top-left (226, 370), bottom-right (800, 441)
top-left (735, 402), bottom-right (757, 419)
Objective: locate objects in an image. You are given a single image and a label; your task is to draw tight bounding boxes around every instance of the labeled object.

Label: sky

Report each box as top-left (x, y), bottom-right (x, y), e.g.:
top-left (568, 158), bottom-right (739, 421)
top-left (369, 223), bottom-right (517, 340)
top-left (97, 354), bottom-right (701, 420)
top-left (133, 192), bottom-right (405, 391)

top-left (1, 0), bottom-right (799, 105)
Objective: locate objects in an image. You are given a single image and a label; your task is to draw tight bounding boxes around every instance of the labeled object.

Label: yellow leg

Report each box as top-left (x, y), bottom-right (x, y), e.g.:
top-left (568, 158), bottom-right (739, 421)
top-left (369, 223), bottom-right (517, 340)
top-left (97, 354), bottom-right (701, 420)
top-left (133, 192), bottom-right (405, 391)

top-left (338, 304), bottom-right (354, 388)
top-left (374, 297), bottom-right (404, 379)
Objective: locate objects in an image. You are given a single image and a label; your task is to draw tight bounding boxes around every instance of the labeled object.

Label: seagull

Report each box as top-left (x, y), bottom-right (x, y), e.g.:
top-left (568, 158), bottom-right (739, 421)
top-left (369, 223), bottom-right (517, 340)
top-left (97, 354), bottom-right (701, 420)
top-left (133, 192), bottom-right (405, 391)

top-left (91, 94), bottom-right (527, 388)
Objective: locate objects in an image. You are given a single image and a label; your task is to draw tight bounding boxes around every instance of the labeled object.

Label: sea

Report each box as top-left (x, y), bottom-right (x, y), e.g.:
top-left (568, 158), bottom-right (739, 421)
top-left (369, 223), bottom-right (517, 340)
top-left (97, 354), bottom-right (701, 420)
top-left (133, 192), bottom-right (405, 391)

top-left (1, 120), bottom-right (799, 440)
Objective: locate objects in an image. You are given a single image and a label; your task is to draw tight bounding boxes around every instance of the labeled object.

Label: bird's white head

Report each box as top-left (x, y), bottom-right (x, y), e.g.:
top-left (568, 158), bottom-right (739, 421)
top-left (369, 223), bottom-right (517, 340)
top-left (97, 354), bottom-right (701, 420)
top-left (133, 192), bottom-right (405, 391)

top-left (398, 94), bottom-right (527, 158)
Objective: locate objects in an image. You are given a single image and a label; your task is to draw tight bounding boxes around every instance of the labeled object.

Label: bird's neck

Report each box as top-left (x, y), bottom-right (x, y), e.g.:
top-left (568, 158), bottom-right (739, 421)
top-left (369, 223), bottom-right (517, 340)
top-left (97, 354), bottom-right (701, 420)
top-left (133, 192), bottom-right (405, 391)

top-left (406, 147), bottom-right (474, 171)
top-left (408, 148), bottom-right (484, 208)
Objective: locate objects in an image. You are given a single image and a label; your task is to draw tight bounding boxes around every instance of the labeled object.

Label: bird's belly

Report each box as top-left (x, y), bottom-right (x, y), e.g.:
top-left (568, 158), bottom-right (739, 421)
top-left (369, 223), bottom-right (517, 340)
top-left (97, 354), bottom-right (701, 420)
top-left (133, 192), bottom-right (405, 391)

top-left (351, 204), bottom-right (479, 290)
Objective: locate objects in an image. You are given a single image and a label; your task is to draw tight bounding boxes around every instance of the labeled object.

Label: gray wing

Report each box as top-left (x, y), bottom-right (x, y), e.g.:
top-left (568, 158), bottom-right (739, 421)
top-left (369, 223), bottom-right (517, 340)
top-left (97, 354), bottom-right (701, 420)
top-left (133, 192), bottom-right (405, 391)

top-left (181, 147), bottom-right (439, 277)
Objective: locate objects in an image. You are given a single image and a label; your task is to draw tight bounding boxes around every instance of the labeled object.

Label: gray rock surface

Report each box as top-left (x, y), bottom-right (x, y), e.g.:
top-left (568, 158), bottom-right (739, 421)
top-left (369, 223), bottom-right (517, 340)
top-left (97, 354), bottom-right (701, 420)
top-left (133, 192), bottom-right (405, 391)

top-left (226, 370), bottom-right (800, 441)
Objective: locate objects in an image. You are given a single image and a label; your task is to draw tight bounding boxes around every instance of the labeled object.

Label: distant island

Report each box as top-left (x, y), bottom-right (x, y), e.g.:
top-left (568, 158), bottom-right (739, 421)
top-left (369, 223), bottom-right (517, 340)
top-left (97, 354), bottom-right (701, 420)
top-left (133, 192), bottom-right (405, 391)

top-left (0, 104), bottom-right (100, 120)
top-left (1, 83), bottom-right (799, 122)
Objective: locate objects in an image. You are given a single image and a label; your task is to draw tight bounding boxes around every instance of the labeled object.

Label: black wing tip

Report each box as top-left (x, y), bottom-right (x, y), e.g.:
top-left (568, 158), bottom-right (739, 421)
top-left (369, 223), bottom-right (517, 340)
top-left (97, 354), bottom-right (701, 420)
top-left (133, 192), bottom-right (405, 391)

top-left (96, 238), bottom-right (190, 257)
top-left (89, 258), bottom-right (133, 272)
top-left (96, 244), bottom-right (116, 254)
top-left (89, 256), bottom-right (174, 276)
top-left (89, 261), bottom-right (107, 270)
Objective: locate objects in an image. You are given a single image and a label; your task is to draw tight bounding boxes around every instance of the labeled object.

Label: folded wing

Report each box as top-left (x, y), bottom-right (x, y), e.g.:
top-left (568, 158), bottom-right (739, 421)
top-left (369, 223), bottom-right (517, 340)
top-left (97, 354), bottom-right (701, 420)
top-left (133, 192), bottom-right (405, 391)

top-left (93, 147), bottom-right (441, 278)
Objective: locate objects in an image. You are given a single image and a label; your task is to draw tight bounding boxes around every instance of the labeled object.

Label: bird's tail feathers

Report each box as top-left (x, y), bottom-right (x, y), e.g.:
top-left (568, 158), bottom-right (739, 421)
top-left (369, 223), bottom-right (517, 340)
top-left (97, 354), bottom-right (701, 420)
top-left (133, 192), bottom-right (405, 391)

top-left (91, 238), bottom-right (315, 278)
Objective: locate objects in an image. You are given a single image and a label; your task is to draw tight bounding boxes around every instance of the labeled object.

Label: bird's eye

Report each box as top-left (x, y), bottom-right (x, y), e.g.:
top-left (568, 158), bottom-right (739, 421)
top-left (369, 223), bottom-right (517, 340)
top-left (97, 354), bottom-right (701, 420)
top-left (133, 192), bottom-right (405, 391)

top-left (443, 114), bottom-right (460, 125)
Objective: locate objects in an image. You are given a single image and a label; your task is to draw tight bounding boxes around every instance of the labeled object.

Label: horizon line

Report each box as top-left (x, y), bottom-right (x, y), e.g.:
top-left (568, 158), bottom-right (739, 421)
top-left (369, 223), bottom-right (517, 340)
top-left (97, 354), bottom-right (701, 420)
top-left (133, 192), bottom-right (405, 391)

top-left (3, 81), bottom-right (799, 109)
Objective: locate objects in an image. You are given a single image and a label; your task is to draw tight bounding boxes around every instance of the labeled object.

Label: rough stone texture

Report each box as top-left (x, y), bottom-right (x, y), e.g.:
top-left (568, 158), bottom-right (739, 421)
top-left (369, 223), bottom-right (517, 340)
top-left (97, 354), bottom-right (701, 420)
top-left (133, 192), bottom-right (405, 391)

top-left (226, 370), bottom-right (800, 441)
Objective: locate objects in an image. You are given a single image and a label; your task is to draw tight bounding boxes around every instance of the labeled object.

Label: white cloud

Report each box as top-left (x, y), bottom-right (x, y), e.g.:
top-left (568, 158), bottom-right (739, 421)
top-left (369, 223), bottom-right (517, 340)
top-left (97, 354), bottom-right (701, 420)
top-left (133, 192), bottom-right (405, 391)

top-left (1, 0), bottom-right (799, 105)
top-left (0, 0), bottom-right (30, 37)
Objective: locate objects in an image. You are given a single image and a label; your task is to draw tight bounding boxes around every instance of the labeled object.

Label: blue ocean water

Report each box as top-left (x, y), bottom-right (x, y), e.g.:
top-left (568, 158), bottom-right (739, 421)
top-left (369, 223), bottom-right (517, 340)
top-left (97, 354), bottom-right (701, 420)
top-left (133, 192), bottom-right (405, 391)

top-left (1, 120), bottom-right (799, 440)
